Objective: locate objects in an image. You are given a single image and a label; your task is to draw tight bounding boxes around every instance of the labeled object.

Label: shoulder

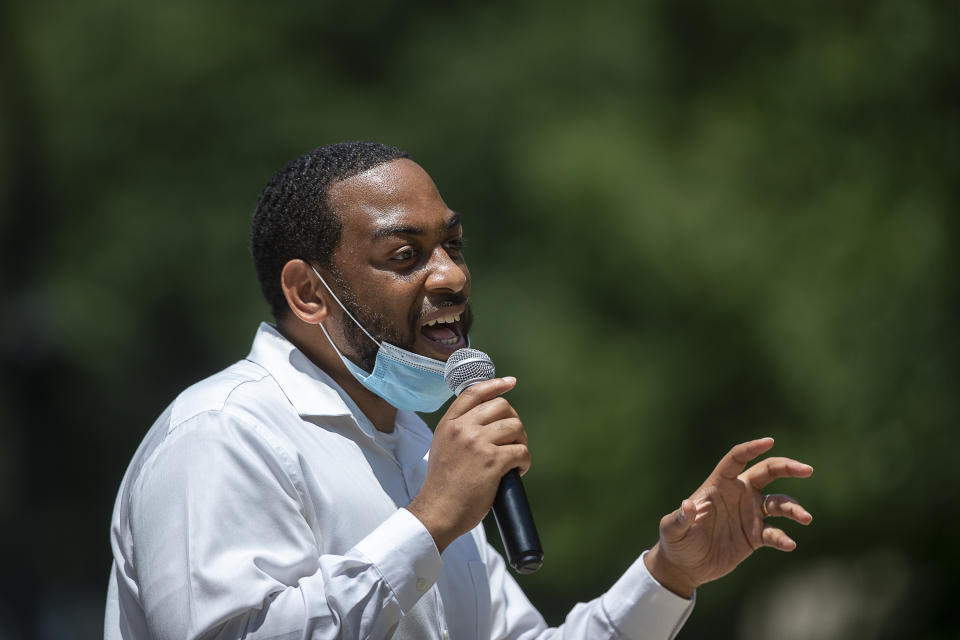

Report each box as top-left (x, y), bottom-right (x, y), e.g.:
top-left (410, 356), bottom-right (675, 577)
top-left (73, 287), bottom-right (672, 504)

top-left (122, 360), bottom-right (298, 493)
top-left (167, 359), bottom-right (280, 430)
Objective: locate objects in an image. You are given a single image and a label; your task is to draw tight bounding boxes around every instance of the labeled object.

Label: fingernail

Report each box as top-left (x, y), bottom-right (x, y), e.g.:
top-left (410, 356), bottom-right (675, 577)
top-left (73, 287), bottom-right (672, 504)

top-left (503, 376), bottom-right (516, 384)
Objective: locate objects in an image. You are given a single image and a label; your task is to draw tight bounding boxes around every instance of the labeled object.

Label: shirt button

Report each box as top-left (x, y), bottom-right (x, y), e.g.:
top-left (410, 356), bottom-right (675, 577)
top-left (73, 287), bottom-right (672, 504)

top-left (443, 631), bottom-right (449, 640)
top-left (415, 577), bottom-right (427, 592)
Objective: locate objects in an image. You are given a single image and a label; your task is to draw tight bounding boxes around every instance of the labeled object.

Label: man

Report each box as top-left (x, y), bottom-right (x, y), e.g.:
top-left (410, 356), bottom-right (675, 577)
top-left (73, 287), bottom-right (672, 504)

top-left (105, 141), bottom-right (813, 639)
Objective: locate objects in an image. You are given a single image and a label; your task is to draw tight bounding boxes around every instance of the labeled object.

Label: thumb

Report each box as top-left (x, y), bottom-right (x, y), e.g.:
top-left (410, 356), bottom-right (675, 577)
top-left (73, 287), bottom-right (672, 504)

top-left (661, 499), bottom-right (696, 542)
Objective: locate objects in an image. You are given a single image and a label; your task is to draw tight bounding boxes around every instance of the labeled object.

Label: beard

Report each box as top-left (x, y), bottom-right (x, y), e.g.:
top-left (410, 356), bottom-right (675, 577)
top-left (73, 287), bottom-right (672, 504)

top-left (330, 268), bottom-right (473, 372)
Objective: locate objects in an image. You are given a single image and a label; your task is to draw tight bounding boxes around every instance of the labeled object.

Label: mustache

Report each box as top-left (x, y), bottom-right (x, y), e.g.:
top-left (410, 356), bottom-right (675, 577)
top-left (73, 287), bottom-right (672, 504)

top-left (411, 293), bottom-right (470, 329)
top-left (418, 293), bottom-right (468, 316)
top-left (431, 293), bottom-right (469, 309)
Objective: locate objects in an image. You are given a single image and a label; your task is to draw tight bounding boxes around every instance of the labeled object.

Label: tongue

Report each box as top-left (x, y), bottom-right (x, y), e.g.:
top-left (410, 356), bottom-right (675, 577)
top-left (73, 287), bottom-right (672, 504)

top-left (421, 324), bottom-right (457, 342)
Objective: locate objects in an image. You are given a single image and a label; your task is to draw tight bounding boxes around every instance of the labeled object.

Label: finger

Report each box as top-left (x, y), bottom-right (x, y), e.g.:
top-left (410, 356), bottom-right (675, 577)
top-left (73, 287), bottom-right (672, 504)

top-left (498, 443), bottom-right (532, 476)
top-left (445, 377), bottom-right (517, 419)
top-left (659, 498), bottom-right (697, 543)
top-left (743, 457), bottom-right (814, 490)
top-left (761, 524), bottom-right (797, 551)
top-left (466, 395), bottom-right (520, 425)
top-left (716, 437), bottom-right (775, 479)
top-left (761, 494), bottom-right (813, 525)
top-left (487, 418), bottom-right (527, 446)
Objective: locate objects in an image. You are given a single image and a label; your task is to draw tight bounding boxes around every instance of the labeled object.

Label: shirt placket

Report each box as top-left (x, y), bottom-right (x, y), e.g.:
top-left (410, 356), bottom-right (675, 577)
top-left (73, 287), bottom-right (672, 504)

top-left (365, 417), bottom-right (448, 639)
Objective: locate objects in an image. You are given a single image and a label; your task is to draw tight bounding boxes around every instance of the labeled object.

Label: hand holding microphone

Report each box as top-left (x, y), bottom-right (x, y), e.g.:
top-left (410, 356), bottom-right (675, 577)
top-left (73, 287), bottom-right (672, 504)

top-left (445, 348), bottom-right (543, 574)
top-left (406, 348), bottom-right (543, 574)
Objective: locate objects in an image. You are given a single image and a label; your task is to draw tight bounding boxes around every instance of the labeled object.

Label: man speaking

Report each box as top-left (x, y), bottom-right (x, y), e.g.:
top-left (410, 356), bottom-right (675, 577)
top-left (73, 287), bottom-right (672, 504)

top-left (104, 141), bottom-right (813, 639)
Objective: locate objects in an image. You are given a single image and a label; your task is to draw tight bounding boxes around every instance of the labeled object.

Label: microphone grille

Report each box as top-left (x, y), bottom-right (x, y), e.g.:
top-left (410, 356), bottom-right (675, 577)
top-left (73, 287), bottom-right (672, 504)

top-left (444, 348), bottom-right (496, 396)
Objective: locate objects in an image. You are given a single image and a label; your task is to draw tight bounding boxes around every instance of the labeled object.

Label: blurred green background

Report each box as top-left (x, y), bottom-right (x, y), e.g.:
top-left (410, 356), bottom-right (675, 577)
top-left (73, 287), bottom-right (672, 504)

top-left (1, 0), bottom-right (956, 638)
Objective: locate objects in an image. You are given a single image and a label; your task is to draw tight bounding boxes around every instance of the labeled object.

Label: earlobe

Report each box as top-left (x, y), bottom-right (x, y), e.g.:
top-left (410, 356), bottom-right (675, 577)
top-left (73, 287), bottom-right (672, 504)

top-left (280, 259), bottom-right (328, 324)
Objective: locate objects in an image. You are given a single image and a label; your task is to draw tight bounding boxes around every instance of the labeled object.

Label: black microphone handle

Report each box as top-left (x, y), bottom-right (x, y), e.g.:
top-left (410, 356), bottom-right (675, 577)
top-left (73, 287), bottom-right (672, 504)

top-left (491, 468), bottom-right (543, 574)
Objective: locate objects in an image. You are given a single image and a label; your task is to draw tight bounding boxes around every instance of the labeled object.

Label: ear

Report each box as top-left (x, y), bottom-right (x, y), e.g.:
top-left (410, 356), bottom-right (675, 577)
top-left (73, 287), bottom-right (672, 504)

top-left (280, 259), bottom-right (329, 324)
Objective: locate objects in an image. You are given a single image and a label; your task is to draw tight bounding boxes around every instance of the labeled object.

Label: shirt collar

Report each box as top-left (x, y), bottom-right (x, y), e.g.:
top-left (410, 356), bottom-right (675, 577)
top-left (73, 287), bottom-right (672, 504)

top-left (246, 322), bottom-right (355, 419)
top-left (245, 322), bottom-right (435, 465)
top-left (247, 323), bottom-right (431, 425)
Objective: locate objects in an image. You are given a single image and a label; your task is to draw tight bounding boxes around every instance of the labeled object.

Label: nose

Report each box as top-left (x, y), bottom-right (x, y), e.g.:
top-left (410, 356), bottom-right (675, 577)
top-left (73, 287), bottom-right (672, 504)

top-left (424, 246), bottom-right (468, 293)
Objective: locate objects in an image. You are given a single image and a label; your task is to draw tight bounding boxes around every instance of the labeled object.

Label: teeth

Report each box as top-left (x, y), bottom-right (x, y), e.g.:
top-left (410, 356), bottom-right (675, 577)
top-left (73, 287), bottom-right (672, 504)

top-left (439, 337), bottom-right (459, 345)
top-left (424, 312), bottom-right (462, 327)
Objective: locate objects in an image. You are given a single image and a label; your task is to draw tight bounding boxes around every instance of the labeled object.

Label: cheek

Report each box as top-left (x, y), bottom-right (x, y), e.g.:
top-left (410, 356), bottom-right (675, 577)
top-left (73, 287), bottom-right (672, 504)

top-left (371, 276), bottom-right (424, 317)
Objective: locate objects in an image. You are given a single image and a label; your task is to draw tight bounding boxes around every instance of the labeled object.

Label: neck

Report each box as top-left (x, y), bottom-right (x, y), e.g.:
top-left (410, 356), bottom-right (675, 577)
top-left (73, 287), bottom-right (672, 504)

top-left (277, 317), bottom-right (399, 433)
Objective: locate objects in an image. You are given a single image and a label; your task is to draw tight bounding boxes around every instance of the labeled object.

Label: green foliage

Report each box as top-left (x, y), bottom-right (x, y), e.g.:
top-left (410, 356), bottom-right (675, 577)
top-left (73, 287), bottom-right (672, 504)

top-left (1, 0), bottom-right (955, 637)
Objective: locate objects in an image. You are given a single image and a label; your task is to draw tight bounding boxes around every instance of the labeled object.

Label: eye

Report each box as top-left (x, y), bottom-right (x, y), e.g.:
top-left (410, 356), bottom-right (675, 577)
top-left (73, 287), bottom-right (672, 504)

top-left (444, 236), bottom-right (466, 256)
top-left (390, 246), bottom-right (418, 262)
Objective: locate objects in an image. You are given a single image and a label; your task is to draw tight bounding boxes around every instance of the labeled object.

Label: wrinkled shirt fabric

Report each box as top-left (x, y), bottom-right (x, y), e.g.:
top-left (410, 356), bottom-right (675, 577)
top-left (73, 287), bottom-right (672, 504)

top-left (105, 323), bottom-right (694, 639)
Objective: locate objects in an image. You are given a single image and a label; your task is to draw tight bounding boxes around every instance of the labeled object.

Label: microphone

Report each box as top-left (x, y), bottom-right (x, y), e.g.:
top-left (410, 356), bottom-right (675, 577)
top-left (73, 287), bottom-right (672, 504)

top-left (444, 348), bottom-right (544, 574)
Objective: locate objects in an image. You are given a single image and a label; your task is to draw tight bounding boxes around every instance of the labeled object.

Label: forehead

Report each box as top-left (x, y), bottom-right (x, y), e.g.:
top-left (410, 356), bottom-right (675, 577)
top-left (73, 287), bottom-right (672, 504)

top-left (327, 158), bottom-right (456, 239)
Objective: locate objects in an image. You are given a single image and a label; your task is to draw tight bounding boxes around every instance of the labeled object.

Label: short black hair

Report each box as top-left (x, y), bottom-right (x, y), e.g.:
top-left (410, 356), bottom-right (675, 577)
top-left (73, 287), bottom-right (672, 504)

top-left (250, 141), bottom-right (409, 320)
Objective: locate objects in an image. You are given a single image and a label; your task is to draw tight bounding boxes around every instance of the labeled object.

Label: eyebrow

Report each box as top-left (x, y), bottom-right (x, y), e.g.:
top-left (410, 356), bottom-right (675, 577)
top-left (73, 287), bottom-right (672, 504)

top-left (371, 212), bottom-right (461, 240)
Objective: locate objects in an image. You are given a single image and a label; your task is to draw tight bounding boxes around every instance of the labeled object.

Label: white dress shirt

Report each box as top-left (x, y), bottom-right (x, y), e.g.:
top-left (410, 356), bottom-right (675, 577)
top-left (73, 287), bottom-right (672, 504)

top-left (105, 323), bottom-right (694, 639)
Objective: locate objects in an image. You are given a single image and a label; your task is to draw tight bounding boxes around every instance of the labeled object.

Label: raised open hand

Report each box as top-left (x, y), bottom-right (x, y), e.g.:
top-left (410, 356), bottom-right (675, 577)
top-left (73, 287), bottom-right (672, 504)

top-left (644, 438), bottom-right (813, 597)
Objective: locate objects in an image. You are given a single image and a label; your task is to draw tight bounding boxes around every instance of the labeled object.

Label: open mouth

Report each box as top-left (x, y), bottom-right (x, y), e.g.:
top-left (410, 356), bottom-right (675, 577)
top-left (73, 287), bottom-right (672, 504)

top-left (420, 311), bottom-right (467, 352)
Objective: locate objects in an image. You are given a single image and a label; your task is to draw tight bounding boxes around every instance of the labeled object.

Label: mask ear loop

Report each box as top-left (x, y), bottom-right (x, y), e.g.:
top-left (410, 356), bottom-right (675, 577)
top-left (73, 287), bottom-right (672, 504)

top-left (310, 265), bottom-right (382, 348)
top-left (315, 321), bottom-right (352, 365)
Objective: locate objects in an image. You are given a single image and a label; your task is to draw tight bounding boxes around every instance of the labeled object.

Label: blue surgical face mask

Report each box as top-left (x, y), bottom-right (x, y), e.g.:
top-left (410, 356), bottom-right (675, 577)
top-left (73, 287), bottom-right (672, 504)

top-left (311, 266), bottom-right (454, 413)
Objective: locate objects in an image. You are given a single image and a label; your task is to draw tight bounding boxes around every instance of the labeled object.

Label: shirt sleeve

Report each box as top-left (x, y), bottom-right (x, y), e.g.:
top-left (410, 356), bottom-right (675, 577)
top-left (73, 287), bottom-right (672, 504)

top-left (127, 411), bottom-right (442, 639)
top-left (483, 538), bottom-right (695, 640)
